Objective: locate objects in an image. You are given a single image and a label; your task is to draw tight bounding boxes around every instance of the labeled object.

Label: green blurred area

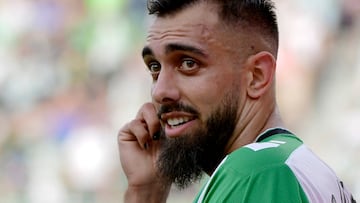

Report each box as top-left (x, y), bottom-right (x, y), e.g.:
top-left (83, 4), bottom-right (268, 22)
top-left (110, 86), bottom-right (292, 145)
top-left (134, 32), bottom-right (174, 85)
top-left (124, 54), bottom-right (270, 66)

top-left (0, 0), bottom-right (359, 202)
top-left (85, 0), bottom-right (126, 13)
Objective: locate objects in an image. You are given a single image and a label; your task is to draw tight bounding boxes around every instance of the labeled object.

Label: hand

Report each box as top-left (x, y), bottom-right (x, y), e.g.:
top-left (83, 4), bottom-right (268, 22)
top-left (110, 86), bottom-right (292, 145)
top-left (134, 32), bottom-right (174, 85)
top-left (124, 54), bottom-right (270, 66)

top-left (118, 103), bottom-right (170, 202)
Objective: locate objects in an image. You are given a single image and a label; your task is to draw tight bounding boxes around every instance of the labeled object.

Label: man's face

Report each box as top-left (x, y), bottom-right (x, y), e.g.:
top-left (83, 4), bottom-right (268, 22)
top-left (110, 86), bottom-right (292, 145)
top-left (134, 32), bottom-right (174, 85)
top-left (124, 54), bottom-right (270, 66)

top-left (142, 2), bottom-right (249, 188)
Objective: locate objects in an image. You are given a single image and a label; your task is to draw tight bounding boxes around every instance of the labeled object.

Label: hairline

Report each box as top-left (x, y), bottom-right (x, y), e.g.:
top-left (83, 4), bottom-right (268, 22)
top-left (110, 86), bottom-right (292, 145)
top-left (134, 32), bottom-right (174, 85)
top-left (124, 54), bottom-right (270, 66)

top-left (147, 0), bottom-right (279, 58)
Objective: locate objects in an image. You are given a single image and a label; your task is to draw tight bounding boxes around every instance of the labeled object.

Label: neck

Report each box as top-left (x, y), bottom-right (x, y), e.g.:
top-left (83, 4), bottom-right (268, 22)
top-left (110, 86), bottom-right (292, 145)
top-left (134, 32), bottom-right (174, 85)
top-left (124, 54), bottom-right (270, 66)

top-left (224, 100), bottom-right (284, 155)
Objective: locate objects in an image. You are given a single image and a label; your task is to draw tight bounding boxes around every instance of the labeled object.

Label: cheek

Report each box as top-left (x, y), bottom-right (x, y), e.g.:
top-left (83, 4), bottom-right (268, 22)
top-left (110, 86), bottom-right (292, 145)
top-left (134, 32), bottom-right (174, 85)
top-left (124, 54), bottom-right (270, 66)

top-left (183, 73), bottom-right (236, 110)
top-left (200, 74), bottom-right (247, 112)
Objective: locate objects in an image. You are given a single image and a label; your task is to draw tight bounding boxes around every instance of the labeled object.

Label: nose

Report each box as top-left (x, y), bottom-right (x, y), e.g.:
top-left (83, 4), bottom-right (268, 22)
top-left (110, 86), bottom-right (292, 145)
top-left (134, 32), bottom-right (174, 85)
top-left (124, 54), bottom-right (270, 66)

top-left (151, 69), bottom-right (180, 104)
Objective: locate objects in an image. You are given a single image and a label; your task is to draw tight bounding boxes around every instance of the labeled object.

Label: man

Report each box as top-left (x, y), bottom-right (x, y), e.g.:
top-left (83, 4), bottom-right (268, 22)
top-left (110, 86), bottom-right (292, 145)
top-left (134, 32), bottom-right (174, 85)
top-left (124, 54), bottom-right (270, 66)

top-left (118, 0), bottom-right (356, 202)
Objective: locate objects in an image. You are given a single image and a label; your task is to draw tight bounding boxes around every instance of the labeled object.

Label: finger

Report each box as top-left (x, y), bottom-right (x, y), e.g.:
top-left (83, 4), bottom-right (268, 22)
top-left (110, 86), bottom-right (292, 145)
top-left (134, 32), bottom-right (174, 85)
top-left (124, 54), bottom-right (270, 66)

top-left (118, 119), bottom-right (150, 150)
top-left (136, 103), bottom-right (161, 140)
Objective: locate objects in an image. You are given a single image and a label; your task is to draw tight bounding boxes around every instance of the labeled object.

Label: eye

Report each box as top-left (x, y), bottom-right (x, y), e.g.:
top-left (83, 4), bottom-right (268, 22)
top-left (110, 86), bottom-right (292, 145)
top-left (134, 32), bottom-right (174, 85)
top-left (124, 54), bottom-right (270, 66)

top-left (178, 58), bottom-right (199, 72)
top-left (148, 61), bottom-right (161, 73)
top-left (147, 61), bottom-right (161, 80)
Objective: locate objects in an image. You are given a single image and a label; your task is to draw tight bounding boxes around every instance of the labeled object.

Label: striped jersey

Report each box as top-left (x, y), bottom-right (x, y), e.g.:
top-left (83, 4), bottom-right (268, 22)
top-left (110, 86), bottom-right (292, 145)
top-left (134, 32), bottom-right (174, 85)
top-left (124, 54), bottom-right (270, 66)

top-left (194, 128), bottom-right (356, 203)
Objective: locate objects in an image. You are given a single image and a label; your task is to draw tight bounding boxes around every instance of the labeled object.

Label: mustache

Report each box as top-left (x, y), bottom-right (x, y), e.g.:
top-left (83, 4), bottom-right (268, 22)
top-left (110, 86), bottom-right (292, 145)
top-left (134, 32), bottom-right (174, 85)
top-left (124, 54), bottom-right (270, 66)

top-left (157, 102), bottom-right (199, 119)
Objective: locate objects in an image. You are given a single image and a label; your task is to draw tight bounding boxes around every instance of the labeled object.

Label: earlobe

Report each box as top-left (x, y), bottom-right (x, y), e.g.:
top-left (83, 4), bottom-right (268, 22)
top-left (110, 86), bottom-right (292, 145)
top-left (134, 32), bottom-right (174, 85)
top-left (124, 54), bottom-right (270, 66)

top-left (246, 51), bottom-right (276, 99)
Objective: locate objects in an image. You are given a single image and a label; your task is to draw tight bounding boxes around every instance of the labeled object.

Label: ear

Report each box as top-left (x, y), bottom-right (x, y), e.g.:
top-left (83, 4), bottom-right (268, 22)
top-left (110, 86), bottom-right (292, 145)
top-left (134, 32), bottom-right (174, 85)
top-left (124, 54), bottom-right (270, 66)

top-left (246, 51), bottom-right (276, 99)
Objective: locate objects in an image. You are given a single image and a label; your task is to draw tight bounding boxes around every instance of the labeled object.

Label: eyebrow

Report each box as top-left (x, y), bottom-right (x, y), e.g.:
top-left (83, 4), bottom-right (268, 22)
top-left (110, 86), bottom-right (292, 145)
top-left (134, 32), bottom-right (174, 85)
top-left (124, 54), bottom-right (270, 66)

top-left (165, 43), bottom-right (207, 57)
top-left (142, 46), bottom-right (153, 58)
top-left (142, 43), bottom-right (208, 59)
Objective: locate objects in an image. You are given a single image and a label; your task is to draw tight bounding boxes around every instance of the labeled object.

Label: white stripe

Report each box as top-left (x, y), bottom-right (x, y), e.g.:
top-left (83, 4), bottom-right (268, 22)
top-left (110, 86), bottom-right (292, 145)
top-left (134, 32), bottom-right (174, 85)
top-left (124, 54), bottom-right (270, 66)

top-left (269, 140), bottom-right (286, 144)
top-left (286, 145), bottom-right (351, 203)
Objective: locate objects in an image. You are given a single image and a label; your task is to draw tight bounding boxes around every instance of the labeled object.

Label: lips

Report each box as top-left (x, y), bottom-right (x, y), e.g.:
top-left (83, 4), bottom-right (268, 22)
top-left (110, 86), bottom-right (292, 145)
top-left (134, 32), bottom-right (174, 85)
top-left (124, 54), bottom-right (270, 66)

top-left (167, 116), bottom-right (192, 127)
top-left (162, 113), bottom-right (196, 127)
top-left (160, 113), bottom-right (197, 137)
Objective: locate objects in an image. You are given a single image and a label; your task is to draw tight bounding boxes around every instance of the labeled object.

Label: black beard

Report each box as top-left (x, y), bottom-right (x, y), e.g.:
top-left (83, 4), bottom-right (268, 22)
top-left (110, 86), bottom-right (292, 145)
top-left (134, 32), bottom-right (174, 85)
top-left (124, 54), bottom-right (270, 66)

top-left (156, 93), bottom-right (238, 189)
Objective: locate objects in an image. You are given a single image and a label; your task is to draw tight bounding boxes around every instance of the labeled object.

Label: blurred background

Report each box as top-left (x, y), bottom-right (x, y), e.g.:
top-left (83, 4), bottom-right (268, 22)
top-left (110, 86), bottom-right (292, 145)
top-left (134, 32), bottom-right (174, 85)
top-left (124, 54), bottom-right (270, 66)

top-left (0, 0), bottom-right (359, 202)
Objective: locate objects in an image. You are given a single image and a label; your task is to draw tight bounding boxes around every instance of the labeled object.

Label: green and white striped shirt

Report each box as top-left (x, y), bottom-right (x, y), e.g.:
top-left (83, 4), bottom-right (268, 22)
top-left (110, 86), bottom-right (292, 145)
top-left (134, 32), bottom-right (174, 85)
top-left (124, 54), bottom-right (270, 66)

top-left (194, 128), bottom-right (355, 203)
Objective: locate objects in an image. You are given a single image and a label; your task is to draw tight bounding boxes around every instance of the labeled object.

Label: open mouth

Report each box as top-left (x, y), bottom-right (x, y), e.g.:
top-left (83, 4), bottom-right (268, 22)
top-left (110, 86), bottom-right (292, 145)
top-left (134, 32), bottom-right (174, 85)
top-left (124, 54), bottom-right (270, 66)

top-left (160, 113), bottom-right (197, 137)
top-left (167, 117), bottom-right (194, 128)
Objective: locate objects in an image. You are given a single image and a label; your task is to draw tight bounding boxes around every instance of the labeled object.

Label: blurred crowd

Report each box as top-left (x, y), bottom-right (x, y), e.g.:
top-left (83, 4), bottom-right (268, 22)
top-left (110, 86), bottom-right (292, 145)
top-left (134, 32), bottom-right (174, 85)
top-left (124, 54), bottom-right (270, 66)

top-left (0, 0), bottom-right (359, 202)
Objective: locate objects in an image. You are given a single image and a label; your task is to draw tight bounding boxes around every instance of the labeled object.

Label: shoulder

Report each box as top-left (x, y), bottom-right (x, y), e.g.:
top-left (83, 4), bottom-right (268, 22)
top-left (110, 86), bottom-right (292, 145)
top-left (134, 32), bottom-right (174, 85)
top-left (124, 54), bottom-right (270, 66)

top-left (197, 134), bottom-right (309, 203)
top-left (223, 134), bottom-right (303, 175)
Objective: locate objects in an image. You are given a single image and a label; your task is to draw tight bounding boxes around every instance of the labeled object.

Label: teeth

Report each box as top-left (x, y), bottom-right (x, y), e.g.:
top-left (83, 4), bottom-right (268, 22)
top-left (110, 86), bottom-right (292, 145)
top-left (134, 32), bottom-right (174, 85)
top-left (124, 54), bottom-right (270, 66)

top-left (167, 117), bottom-right (191, 126)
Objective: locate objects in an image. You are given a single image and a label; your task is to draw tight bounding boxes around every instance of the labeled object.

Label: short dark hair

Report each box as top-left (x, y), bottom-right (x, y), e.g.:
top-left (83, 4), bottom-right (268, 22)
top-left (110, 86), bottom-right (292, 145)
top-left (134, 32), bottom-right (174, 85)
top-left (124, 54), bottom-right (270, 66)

top-left (147, 0), bottom-right (279, 54)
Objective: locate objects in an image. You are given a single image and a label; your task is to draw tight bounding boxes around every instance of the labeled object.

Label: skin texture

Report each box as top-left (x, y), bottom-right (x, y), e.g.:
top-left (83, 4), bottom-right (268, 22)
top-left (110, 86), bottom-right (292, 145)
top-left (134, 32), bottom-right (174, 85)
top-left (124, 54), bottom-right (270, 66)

top-left (118, 1), bottom-right (283, 202)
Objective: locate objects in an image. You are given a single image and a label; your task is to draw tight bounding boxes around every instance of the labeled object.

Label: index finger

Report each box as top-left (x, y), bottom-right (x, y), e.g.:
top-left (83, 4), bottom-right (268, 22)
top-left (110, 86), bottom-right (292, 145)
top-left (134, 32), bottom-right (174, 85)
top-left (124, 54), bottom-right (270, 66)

top-left (136, 103), bottom-right (161, 140)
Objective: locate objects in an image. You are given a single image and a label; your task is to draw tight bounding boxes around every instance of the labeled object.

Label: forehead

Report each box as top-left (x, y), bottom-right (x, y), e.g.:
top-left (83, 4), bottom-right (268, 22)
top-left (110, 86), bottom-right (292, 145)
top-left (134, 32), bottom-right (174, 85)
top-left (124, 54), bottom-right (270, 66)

top-left (145, 2), bottom-right (221, 52)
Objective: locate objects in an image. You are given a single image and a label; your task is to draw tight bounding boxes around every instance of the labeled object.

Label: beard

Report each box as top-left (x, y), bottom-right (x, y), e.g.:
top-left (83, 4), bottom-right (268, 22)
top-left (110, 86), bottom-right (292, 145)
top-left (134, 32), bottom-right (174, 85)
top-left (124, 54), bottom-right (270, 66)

top-left (156, 92), bottom-right (238, 189)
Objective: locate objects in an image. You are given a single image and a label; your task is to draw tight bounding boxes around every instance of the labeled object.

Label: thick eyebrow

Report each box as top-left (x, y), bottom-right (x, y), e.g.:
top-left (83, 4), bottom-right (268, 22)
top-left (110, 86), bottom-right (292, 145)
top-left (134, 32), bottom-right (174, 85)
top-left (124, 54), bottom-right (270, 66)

top-left (141, 43), bottom-right (208, 59)
top-left (165, 43), bottom-right (208, 58)
top-left (142, 46), bottom-right (153, 58)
